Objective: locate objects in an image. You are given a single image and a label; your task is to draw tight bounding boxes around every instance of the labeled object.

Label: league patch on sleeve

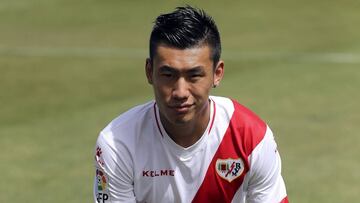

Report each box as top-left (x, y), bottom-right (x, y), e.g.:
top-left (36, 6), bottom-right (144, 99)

top-left (215, 158), bottom-right (244, 182)
top-left (96, 168), bottom-right (109, 203)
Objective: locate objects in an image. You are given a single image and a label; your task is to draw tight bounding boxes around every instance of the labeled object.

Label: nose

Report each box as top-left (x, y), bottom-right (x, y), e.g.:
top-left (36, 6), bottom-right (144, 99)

top-left (172, 77), bottom-right (189, 101)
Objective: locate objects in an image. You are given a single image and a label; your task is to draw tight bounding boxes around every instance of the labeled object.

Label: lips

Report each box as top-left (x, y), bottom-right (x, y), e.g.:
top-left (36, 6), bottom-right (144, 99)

top-left (169, 104), bottom-right (193, 114)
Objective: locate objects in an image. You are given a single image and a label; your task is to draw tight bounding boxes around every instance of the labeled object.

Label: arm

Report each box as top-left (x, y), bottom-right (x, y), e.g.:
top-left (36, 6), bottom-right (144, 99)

top-left (93, 132), bottom-right (136, 203)
top-left (246, 127), bottom-right (288, 203)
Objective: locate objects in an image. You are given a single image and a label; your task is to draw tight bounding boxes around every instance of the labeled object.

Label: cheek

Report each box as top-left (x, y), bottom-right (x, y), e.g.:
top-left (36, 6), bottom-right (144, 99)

top-left (190, 82), bottom-right (212, 97)
top-left (153, 83), bottom-right (171, 100)
top-left (194, 77), bottom-right (213, 90)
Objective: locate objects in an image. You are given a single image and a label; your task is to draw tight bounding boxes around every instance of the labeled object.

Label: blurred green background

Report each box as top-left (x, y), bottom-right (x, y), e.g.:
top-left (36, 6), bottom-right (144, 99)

top-left (1, 0), bottom-right (359, 202)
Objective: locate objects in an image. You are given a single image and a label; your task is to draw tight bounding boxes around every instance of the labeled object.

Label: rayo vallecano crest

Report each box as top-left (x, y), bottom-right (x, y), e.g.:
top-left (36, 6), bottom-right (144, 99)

top-left (215, 158), bottom-right (244, 182)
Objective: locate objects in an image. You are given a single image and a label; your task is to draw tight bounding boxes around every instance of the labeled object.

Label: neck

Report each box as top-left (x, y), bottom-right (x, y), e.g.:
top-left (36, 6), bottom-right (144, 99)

top-left (160, 100), bottom-right (211, 148)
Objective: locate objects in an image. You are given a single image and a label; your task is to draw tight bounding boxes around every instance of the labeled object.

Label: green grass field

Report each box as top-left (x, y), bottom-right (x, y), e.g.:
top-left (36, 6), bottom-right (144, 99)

top-left (1, 0), bottom-right (360, 202)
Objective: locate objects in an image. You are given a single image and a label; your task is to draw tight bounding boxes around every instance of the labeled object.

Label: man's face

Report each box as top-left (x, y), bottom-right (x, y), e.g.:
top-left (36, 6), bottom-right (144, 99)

top-left (146, 45), bottom-right (224, 126)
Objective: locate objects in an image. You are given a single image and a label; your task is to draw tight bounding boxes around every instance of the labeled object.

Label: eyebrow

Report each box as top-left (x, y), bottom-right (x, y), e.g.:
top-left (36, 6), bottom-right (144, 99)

top-left (159, 65), bottom-right (204, 73)
top-left (187, 66), bottom-right (204, 74)
top-left (159, 65), bottom-right (177, 73)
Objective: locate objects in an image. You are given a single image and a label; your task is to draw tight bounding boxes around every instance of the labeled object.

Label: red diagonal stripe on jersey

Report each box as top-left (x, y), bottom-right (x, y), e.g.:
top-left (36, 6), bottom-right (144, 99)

top-left (280, 196), bottom-right (289, 203)
top-left (192, 100), bottom-right (266, 203)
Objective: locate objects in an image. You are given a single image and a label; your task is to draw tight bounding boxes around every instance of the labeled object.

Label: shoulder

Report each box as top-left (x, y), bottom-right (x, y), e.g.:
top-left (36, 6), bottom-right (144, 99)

top-left (94, 100), bottom-right (156, 170)
top-left (210, 95), bottom-right (265, 129)
top-left (101, 101), bottom-right (155, 135)
top-left (211, 96), bottom-right (267, 155)
top-left (100, 100), bottom-right (155, 141)
top-left (97, 101), bottom-right (155, 155)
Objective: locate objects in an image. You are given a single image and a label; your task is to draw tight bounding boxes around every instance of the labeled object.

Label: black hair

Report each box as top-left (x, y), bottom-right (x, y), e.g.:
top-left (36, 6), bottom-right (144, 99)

top-left (149, 6), bottom-right (221, 67)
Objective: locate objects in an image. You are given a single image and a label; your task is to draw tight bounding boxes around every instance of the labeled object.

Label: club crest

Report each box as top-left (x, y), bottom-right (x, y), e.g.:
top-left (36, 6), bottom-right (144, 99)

top-left (215, 158), bottom-right (244, 182)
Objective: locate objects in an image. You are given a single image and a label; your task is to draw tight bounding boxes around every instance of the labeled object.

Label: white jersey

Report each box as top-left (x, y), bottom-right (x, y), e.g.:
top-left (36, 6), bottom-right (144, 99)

top-left (94, 96), bottom-right (288, 203)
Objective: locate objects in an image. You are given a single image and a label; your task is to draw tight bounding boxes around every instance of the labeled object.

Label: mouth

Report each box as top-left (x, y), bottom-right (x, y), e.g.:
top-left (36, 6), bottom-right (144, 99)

top-left (169, 104), bottom-right (193, 114)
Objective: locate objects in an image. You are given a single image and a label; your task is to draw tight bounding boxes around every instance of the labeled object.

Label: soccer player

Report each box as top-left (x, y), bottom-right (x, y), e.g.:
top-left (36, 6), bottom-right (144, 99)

top-left (94, 6), bottom-right (289, 203)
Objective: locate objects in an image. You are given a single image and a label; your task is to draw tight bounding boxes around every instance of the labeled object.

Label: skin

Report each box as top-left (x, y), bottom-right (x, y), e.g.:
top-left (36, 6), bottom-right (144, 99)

top-left (145, 44), bottom-right (224, 147)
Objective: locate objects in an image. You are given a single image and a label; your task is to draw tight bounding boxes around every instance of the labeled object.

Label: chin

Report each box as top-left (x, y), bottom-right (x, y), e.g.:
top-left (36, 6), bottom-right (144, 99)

top-left (170, 114), bottom-right (194, 125)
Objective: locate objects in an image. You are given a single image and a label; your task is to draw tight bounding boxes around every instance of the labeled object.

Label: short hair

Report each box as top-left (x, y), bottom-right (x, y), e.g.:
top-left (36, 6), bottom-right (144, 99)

top-left (149, 6), bottom-right (221, 67)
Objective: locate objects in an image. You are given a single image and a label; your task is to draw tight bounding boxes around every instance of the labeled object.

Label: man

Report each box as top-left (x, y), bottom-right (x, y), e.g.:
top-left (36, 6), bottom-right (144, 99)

top-left (94, 6), bottom-right (288, 203)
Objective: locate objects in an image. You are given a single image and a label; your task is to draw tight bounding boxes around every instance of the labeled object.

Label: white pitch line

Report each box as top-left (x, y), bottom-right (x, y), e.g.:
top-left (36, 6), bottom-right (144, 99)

top-left (0, 46), bottom-right (148, 58)
top-left (223, 51), bottom-right (360, 64)
top-left (1, 46), bottom-right (360, 64)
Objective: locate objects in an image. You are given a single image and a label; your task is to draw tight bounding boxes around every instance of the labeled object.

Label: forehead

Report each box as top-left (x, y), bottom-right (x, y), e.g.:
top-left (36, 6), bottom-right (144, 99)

top-left (153, 45), bottom-right (213, 69)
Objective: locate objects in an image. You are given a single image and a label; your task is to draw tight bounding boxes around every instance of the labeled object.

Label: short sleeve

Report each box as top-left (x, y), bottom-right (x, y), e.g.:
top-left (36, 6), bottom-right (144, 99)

top-left (245, 127), bottom-right (288, 203)
top-left (93, 132), bottom-right (136, 203)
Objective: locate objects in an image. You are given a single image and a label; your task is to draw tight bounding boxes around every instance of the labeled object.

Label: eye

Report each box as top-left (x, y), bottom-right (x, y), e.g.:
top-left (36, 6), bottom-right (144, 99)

top-left (187, 73), bottom-right (203, 82)
top-left (161, 72), bottom-right (173, 78)
top-left (191, 73), bottom-right (202, 78)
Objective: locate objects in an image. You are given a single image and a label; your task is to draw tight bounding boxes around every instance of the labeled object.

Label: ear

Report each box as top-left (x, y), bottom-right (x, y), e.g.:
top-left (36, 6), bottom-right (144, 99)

top-left (145, 58), bottom-right (153, 84)
top-left (213, 60), bottom-right (224, 87)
